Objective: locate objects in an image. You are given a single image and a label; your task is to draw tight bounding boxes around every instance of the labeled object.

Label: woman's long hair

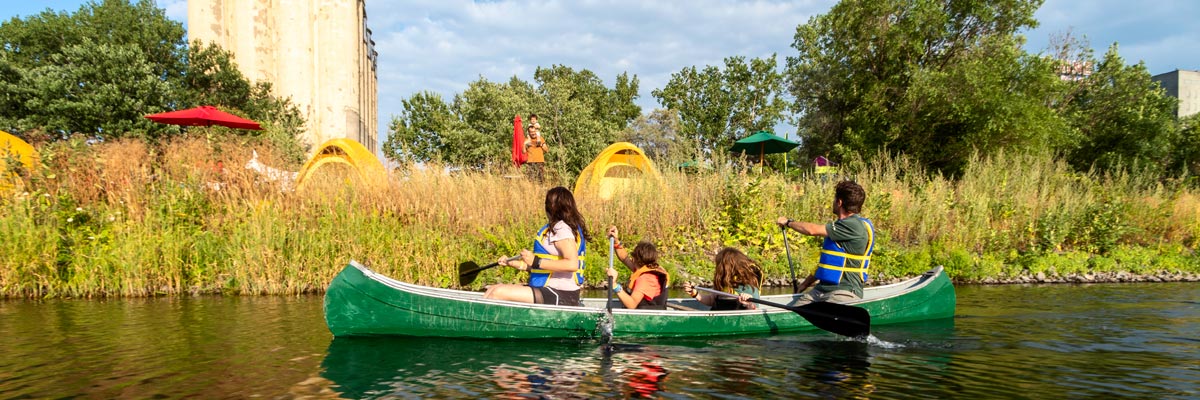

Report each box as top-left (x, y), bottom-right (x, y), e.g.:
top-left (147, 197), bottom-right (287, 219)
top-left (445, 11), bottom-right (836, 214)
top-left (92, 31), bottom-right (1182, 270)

top-left (544, 186), bottom-right (589, 243)
top-left (712, 247), bottom-right (762, 292)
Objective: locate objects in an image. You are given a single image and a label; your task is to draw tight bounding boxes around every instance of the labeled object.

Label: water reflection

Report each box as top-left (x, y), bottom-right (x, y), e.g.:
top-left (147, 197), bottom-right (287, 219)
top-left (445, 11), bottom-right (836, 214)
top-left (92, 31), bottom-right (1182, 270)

top-left (4, 283), bottom-right (1195, 398)
top-left (603, 344), bottom-right (668, 399)
top-left (304, 320), bottom-right (962, 400)
top-left (320, 337), bottom-right (646, 398)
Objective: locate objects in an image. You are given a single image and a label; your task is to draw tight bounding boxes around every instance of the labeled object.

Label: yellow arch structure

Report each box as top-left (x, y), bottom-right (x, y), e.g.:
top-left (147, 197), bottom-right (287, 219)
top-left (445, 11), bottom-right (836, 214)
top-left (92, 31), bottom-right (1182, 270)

top-left (1, 130), bottom-right (38, 193)
top-left (574, 142), bottom-right (664, 201)
top-left (295, 138), bottom-right (386, 190)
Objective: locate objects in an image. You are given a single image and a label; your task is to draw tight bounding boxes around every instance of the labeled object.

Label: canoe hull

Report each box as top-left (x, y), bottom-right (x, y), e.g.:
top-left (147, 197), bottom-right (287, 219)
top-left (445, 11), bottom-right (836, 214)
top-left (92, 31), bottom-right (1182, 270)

top-left (324, 261), bottom-right (956, 339)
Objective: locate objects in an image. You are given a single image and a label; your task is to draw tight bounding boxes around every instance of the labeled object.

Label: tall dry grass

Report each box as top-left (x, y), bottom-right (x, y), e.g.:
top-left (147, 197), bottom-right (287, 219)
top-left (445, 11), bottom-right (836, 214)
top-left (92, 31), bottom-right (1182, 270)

top-left (2, 136), bottom-right (1198, 298)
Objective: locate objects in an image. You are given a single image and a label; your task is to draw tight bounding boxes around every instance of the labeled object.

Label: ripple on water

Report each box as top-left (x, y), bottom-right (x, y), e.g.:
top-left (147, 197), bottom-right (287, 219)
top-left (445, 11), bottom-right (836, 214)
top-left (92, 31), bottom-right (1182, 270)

top-left (2, 283), bottom-right (1198, 398)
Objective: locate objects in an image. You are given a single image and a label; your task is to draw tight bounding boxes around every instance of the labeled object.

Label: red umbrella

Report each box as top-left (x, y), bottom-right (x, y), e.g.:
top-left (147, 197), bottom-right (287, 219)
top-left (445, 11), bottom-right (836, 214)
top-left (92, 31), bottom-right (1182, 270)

top-left (144, 105), bottom-right (262, 130)
top-left (511, 115), bottom-right (526, 167)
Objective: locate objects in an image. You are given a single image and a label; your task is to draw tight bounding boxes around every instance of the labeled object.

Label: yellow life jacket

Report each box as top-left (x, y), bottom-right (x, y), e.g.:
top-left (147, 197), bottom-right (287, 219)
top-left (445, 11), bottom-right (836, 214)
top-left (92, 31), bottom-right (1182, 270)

top-left (529, 224), bottom-right (586, 288)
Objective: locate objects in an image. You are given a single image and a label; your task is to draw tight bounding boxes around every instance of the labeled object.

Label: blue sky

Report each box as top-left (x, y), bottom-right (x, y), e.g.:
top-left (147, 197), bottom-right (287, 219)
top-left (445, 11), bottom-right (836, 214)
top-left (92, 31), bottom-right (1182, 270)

top-left (4, 0), bottom-right (1198, 146)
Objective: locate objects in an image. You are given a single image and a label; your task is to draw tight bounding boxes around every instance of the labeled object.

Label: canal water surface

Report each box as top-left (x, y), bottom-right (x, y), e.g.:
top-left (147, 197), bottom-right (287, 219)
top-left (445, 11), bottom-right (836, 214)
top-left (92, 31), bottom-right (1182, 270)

top-left (0, 282), bottom-right (1196, 398)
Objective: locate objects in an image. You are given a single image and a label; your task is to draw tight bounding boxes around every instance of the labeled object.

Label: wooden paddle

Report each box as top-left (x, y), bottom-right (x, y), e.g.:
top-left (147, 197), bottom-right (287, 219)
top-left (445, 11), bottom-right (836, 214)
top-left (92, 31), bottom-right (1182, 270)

top-left (458, 255), bottom-right (522, 286)
top-left (694, 286), bottom-right (871, 338)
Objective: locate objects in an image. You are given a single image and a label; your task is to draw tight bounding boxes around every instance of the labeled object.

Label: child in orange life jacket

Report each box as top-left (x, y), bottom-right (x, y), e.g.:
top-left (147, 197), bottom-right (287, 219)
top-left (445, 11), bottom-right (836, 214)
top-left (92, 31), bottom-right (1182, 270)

top-left (605, 226), bottom-right (670, 310)
top-left (683, 247), bottom-right (763, 310)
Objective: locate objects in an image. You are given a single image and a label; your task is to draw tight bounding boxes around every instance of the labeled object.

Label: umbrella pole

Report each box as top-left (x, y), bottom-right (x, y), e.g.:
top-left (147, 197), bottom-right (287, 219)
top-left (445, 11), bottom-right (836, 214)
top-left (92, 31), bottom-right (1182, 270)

top-left (760, 145), bottom-right (765, 172)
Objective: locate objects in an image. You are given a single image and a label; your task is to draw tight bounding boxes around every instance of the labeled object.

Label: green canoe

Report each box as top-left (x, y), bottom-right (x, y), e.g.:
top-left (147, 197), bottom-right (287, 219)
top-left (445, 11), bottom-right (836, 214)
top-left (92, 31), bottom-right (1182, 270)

top-left (324, 261), bottom-right (956, 339)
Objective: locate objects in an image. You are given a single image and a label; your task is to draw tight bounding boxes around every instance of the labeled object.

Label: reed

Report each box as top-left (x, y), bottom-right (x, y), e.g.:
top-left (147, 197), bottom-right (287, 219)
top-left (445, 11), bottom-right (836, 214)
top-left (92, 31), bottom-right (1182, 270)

top-left (1, 136), bottom-right (1197, 298)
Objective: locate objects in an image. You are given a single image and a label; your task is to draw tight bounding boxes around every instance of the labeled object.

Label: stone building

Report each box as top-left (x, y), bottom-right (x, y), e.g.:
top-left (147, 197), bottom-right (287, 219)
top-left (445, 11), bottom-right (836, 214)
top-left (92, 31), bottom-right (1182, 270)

top-left (1152, 69), bottom-right (1200, 119)
top-left (188, 0), bottom-right (379, 153)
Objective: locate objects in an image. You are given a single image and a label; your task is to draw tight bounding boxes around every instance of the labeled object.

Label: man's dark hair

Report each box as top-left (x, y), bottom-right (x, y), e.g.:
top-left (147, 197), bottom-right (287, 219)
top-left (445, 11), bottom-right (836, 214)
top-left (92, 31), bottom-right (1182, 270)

top-left (836, 180), bottom-right (866, 214)
top-left (529, 113), bottom-right (539, 119)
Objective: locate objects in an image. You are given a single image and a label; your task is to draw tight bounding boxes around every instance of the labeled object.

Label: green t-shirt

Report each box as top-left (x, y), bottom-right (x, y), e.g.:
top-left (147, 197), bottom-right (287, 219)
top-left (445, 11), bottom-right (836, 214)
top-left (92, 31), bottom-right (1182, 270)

top-left (734, 284), bottom-right (760, 299)
top-left (814, 215), bottom-right (873, 297)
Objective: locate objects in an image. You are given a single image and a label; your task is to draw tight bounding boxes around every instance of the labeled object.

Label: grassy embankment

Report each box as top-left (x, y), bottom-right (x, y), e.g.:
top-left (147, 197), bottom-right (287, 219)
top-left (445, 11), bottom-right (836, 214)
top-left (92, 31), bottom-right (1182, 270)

top-left (2, 136), bottom-right (1198, 298)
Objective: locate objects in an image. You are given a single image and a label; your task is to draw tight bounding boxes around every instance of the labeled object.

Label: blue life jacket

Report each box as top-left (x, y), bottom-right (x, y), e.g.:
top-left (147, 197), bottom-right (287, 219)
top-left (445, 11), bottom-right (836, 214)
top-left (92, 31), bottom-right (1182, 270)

top-left (815, 217), bottom-right (875, 285)
top-left (529, 224), bottom-right (586, 288)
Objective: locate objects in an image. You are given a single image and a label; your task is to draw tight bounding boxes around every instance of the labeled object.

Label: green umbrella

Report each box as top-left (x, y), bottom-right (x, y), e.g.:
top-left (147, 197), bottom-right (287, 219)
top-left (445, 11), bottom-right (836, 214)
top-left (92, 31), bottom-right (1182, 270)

top-left (730, 130), bottom-right (800, 167)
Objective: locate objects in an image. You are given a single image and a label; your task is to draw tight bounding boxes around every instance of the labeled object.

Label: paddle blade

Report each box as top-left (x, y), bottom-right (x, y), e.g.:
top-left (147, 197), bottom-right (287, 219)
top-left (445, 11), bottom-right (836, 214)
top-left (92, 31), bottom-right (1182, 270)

top-left (458, 261), bottom-right (482, 286)
top-left (795, 302), bottom-right (871, 338)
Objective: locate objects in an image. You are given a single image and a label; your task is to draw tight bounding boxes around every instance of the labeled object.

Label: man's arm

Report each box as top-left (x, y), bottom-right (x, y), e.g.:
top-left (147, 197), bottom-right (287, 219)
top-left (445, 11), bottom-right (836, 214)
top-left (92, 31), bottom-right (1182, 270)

top-left (797, 274), bottom-right (817, 292)
top-left (776, 216), bottom-right (827, 237)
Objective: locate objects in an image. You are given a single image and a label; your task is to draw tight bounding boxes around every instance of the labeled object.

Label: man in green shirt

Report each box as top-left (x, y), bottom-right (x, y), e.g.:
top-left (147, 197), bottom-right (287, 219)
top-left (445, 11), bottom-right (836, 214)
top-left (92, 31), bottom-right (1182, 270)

top-left (777, 180), bottom-right (876, 305)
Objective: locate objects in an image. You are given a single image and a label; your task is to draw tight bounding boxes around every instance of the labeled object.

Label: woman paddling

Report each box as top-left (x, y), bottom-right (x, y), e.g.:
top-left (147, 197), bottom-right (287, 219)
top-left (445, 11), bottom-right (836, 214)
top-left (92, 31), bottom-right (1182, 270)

top-left (485, 186), bottom-right (589, 306)
top-left (605, 226), bottom-right (670, 310)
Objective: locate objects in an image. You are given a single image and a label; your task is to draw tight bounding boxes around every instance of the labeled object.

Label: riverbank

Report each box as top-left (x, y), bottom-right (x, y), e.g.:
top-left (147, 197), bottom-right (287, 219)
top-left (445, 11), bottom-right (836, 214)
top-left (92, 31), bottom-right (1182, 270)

top-left (2, 137), bottom-right (1199, 298)
top-left (678, 270), bottom-right (1200, 291)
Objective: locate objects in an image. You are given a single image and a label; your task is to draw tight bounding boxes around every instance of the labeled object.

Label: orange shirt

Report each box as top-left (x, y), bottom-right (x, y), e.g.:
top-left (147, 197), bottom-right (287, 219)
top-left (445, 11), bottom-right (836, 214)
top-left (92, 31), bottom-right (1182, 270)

top-left (526, 138), bottom-right (546, 163)
top-left (632, 273), bottom-right (663, 301)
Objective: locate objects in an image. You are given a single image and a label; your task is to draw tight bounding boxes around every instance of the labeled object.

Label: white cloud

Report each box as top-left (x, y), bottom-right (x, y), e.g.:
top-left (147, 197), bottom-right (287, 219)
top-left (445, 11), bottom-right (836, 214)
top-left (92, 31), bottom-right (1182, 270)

top-left (1023, 0), bottom-right (1200, 74)
top-left (12, 0), bottom-right (1194, 147)
top-left (366, 0), bottom-right (832, 144)
top-left (157, 0), bottom-right (188, 22)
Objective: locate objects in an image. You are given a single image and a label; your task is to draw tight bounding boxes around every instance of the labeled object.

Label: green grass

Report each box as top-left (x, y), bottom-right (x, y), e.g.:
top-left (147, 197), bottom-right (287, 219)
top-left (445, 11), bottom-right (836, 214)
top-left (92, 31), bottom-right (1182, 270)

top-left (2, 136), bottom-right (1198, 298)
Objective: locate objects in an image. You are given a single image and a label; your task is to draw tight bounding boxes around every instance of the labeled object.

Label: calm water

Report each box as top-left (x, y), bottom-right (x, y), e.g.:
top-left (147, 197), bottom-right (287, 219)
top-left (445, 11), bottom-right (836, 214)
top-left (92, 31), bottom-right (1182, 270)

top-left (1, 283), bottom-right (1197, 399)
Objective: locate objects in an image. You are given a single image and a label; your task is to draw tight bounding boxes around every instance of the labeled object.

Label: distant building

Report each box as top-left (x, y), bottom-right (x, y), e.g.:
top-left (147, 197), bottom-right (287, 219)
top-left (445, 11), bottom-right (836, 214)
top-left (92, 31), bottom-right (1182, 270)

top-left (1152, 70), bottom-right (1200, 119)
top-left (187, 0), bottom-right (379, 154)
top-left (1056, 60), bottom-right (1094, 81)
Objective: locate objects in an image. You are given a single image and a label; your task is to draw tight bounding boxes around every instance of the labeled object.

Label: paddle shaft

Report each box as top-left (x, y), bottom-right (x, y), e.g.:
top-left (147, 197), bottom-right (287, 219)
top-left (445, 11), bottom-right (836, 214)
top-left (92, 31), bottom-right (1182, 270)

top-left (607, 237), bottom-right (615, 313)
top-left (693, 286), bottom-right (756, 306)
top-left (693, 286), bottom-right (871, 338)
top-left (459, 255), bottom-right (522, 277)
top-left (694, 286), bottom-right (834, 311)
top-left (782, 225), bottom-right (799, 294)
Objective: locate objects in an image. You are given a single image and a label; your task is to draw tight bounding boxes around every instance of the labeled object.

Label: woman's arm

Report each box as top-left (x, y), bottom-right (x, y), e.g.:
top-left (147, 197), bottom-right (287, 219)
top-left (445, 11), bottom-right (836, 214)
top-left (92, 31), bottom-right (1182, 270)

top-left (522, 238), bottom-right (578, 272)
top-left (683, 282), bottom-right (713, 306)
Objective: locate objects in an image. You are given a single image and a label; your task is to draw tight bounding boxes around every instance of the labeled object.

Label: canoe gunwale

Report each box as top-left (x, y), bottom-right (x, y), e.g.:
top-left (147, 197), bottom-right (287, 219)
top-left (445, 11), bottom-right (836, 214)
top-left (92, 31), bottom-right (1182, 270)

top-left (343, 261), bottom-right (947, 318)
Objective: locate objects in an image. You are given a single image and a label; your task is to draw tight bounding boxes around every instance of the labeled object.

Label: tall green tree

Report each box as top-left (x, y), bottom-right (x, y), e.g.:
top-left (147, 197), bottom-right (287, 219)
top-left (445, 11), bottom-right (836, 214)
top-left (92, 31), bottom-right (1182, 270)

top-left (383, 90), bottom-right (477, 166)
top-left (786, 0), bottom-right (1061, 175)
top-left (618, 108), bottom-right (688, 163)
top-left (535, 65), bottom-right (641, 175)
top-left (653, 55), bottom-right (788, 156)
top-left (1171, 113), bottom-right (1200, 178)
top-left (1060, 45), bottom-right (1178, 175)
top-left (385, 67), bottom-right (640, 174)
top-left (0, 0), bottom-right (185, 137)
top-left (0, 0), bottom-right (304, 153)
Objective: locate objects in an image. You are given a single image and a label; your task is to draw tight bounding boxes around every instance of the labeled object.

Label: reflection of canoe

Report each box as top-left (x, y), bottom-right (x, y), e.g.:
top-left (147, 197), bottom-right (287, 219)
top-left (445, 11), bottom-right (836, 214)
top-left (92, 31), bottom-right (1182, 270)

top-left (320, 336), bottom-right (604, 398)
top-left (323, 261), bottom-right (956, 339)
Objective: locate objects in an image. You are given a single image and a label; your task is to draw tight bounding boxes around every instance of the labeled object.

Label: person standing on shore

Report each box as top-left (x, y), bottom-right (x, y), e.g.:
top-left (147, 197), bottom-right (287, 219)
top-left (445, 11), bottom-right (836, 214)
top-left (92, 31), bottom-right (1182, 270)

top-left (524, 114), bottom-right (549, 183)
top-left (776, 180), bottom-right (875, 305)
